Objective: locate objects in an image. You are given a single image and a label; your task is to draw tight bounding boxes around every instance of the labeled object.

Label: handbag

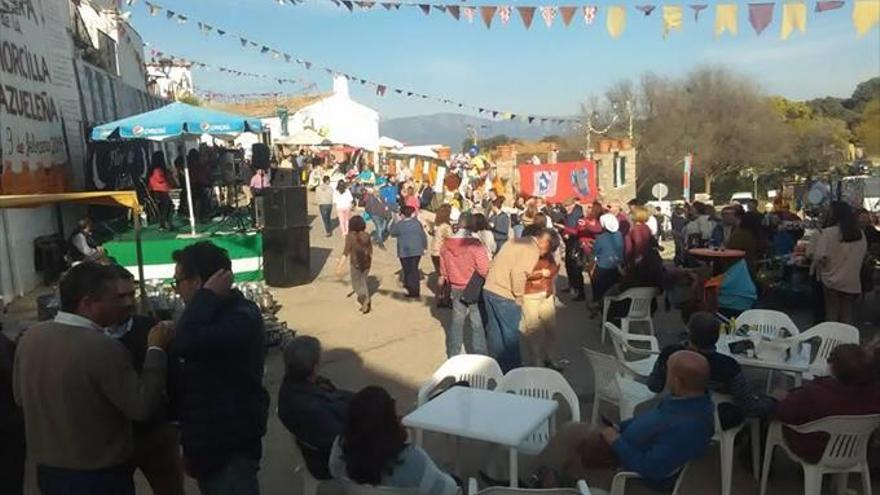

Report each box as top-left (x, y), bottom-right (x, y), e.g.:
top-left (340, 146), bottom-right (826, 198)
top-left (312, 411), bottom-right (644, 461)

top-left (460, 271), bottom-right (485, 305)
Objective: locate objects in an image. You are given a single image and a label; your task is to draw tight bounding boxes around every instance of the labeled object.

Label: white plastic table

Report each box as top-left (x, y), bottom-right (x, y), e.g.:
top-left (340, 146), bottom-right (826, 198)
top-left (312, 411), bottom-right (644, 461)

top-left (402, 386), bottom-right (558, 488)
top-left (717, 334), bottom-right (811, 386)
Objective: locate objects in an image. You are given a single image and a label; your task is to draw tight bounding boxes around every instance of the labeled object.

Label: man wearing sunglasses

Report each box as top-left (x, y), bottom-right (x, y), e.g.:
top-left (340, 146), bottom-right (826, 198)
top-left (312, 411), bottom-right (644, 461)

top-left (170, 241), bottom-right (269, 495)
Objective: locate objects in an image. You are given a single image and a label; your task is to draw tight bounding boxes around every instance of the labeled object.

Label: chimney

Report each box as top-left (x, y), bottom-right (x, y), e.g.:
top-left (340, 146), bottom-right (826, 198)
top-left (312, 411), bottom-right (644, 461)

top-left (333, 75), bottom-right (349, 99)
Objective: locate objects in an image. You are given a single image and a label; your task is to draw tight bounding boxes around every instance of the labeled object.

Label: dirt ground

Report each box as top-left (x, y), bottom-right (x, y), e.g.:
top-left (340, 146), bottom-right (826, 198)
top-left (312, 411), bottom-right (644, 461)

top-left (4, 201), bottom-right (880, 495)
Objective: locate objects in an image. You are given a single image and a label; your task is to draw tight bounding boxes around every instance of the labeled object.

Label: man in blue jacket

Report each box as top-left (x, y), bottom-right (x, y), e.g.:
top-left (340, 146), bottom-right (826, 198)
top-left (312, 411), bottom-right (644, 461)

top-left (529, 350), bottom-right (714, 491)
top-left (389, 205), bottom-right (428, 298)
top-left (171, 241), bottom-right (269, 495)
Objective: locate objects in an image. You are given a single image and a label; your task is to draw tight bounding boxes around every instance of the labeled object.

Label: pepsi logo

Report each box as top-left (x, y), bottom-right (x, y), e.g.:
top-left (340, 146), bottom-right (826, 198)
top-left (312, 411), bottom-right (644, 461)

top-left (200, 122), bottom-right (211, 131)
top-left (132, 125), bottom-right (144, 136)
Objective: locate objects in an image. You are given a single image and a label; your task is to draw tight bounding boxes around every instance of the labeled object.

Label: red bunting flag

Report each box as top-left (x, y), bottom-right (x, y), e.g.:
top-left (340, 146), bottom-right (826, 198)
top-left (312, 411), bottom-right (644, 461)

top-left (560, 6), bottom-right (577, 26)
top-left (481, 6), bottom-right (497, 28)
top-left (748, 2), bottom-right (774, 35)
top-left (815, 0), bottom-right (844, 11)
top-left (518, 6), bottom-right (537, 28)
top-left (377, 85), bottom-right (387, 96)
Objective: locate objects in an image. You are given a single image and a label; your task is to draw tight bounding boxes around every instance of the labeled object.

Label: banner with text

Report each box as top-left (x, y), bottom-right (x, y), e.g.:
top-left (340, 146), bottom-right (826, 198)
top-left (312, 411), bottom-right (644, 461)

top-left (0, 0), bottom-right (68, 194)
top-left (519, 161), bottom-right (597, 204)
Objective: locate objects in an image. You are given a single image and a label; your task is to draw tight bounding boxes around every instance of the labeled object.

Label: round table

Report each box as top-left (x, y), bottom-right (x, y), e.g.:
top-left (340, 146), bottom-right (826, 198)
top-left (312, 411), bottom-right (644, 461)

top-left (688, 248), bottom-right (746, 259)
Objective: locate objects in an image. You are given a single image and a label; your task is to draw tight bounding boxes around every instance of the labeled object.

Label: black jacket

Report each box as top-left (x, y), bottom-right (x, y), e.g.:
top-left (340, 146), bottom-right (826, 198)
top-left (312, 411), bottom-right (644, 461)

top-left (171, 289), bottom-right (269, 477)
top-left (277, 376), bottom-right (353, 479)
top-left (0, 332), bottom-right (22, 431)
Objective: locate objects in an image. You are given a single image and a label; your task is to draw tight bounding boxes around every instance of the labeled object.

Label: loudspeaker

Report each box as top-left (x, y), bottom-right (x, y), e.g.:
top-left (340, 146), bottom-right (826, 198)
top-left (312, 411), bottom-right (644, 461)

top-left (263, 186), bottom-right (308, 229)
top-left (252, 143), bottom-right (270, 170)
top-left (270, 168), bottom-right (295, 187)
top-left (263, 226), bottom-right (310, 287)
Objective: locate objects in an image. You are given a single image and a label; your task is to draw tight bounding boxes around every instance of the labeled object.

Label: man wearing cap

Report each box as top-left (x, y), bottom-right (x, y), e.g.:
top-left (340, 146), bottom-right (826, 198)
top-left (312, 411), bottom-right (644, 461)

top-left (590, 213), bottom-right (625, 314)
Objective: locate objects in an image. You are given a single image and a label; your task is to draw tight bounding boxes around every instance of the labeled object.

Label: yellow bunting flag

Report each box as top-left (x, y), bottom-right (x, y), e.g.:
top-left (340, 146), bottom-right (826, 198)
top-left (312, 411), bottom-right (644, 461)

top-left (663, 5), bottom-right (684, 37)
top-left (715, 4), bottom-right (738, 37)
top-left (607, 5), bottom-right (627, 38)
top-left (781, 2), bottom-right (807, 39)
top-left (853, 0), bottom-right (880, 36)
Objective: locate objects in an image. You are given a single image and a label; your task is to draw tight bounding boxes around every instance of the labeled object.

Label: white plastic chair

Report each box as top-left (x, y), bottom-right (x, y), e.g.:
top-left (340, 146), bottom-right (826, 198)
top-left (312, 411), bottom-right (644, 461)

top-left (609, 463), bottom-right (689, 495)
top-left (601, 287), bottom-right (657, 344)
top-left (468, 477), bottom-right (592, 495)
top-left (604, 322), bottom-right (659, 378)
top-left (414, 354), bottom-right (504, 445)
top-left (760, 414), bottom-right (880, 495)
top-left (711, 394), bottom-right (761, 495)
top-left (582, 347), bottom-right (655, 427)
top-left (736, 309), bottom-right (800, 339)
top-left (498, 367), bottom-right (582, 455)
top-left (783, 322), bottom-right (861, 380)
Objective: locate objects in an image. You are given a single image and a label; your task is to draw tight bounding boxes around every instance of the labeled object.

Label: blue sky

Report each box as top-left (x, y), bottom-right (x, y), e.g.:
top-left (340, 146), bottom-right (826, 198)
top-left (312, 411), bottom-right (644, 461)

top-left (129, 0), bottom-right (880, 119)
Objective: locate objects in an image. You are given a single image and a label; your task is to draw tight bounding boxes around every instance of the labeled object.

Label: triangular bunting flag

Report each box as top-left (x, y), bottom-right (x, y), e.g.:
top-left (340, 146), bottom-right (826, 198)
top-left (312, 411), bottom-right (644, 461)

top-left (305, 61), bottom-right (312, 69)
top-left (498, 6), bottom-right (512, 24)
top-left (240, 37), bottom-right (249, 47)
top-left (781, 2), bottom-right (807, 39)
top-left (284, 54), bottom-right (292, 62)
top-left (481, 6), bottom-right (497, 28)
top-left (165, 9), bottom-right (175, 19)
top-left (815, 0), bottom-right (844, 11)
top-left (584, 5), bottom-right (598, 24)
top-left (433, 5), bottom-right (447, 12)
top-left (355, 1), bottom-right (374, 8)
top-left (662, 5), bottom-right (683, 36)
top-left (419, 4), bottom-right (431, 15)
top-left (636, 5), bottom-right (657, 15)
top-left (260, 46), bottom-right (271, 54)
top-left (690, 4), bottom-right (708, 21)
top-left (448, 5), bottom-right (461, 19)
top-left (528, 116), bottom-right (536, 124)
top-left (518, 6), bottom-right (537, 28)
top-left (217, 29), bottom-right (226, 36)
top-left (177, 15), bottom-right (187, 24)
top-left (395, 89), bottom-right (403, 94)
top-left (715, 4), bottom-right (738, 36)
top-left (492, 111), bottom-right (499, 118)
top-left (541, 6), bottom-right (558, 27)
top-left (749, 3), bottom-right (775, 35)
top-left (560, 6), bottom-right (578, 26)
top-left (146, 2), bottom-right (161, 15)
top-left (463, 6), bottom-right (476, 23)
top-left (381, 2), bottom-right (394, 10)
top-left (377, 85), bottom-right (387, 96)
top-left (606, 5), bottom-right (627, 37)
top-left (341, 0), bottom-right (354, 11)
top-left (854, 0), bottom-right (880, 36)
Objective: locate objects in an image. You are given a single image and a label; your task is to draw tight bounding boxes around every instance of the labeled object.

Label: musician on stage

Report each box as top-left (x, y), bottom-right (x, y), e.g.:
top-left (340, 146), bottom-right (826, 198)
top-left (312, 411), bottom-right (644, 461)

top-left (148, 152), bottom-right (177, 231)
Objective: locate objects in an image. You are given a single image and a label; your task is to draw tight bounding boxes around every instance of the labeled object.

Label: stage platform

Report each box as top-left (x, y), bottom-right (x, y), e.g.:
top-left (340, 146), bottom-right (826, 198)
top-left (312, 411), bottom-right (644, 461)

top-left (105, 224), bottom-right (263, 282)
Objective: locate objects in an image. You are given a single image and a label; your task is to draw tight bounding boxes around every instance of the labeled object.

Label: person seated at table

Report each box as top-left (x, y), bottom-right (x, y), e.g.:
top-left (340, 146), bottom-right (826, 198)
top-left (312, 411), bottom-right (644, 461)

top-left (647, 312), bottom-right (776, 428)
top-left (278, 336), bottom-right (354, 480)
top-left (68, 218), bottom-right (108, 264)
top-left (528, 350), bottom-right (714, 492)
top-left (684, 202), bottom-right (715, 249)
top-left (774, 344), bottom-right (880, 463)
top-left (725, 211), bottom-right (767, 276)
top-left (329, 386), bottom-right (457, 495)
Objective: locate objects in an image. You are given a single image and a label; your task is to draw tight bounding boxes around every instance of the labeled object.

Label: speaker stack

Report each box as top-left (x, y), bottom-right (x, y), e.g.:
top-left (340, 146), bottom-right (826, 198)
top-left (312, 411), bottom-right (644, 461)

top-left (262, 186), bottom-right (311, 287)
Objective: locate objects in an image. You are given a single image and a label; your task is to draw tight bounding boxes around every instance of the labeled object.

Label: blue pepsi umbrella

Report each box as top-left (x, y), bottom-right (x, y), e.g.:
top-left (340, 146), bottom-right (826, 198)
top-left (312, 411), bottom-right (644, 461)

top-left (90, 101), bottom-right (262, 141)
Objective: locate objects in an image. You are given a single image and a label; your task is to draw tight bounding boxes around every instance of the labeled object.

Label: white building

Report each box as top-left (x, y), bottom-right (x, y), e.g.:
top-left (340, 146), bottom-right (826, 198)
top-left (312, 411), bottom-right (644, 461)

top-left (233, 76), bottom-right (380, 153)
top-left (146, 61), bottom-right (194, 100)
top-left (0, 0), bottom-right (162, 305)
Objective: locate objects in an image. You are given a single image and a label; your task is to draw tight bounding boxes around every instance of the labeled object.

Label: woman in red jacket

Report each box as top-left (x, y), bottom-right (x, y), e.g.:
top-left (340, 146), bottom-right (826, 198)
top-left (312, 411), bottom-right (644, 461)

top-left (148, 151), bottom-right (176, 231)
top-left (625, 205), bottom-right (654, 269)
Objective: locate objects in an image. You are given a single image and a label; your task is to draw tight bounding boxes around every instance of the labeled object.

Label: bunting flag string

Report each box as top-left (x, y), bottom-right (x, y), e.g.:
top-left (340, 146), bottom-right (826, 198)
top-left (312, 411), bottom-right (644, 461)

top-left (246, 0), bottom-right (879, 37)
top-left (147, 48), bottom-right (315, 87)
top-left (137, 1), bottom-right (579, 126)
top-left (606, 5), bottom-right (627, 37)
top-left (662, 5), bottom-right (683, 36)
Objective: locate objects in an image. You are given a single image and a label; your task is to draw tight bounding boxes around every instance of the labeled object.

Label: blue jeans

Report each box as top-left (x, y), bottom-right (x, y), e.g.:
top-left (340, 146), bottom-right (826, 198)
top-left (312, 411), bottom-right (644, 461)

top-left (196, 457), bottom-right (260, 495)
top-left (318, 204), bottom-right (333, 235)
top-left (483, 290), bottom-right (522, 372)
top-left (37, 464), bottom-right (134, 495)
top-left (372, 215), bottom-right (387, 243)
top-left (448, 287), bottom-right (488, 357)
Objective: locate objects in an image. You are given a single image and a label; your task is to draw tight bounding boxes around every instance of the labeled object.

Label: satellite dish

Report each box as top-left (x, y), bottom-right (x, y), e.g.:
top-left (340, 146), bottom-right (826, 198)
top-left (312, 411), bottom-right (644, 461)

top-left (651, 182), bottom-right (669, 200)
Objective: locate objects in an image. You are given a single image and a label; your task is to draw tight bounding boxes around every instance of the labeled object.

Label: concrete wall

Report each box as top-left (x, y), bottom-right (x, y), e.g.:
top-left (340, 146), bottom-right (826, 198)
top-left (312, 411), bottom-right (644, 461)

top-left (593, 148), bottom-right (637, 206)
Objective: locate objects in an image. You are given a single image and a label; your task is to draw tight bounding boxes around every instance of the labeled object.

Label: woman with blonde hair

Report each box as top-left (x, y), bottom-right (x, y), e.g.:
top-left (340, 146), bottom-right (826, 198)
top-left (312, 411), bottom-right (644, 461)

top-left (625, 205), bottom-right (654, 268)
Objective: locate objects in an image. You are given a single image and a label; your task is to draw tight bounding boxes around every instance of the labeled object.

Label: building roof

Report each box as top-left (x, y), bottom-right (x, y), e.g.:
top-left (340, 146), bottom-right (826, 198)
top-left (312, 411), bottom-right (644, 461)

top-left (205, 94), bottom-right (328, 119)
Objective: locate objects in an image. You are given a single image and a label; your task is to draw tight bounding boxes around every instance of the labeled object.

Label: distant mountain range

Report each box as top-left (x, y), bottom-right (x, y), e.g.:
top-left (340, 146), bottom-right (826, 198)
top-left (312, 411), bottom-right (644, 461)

top-left (379, 112), bottom-right (574, 148)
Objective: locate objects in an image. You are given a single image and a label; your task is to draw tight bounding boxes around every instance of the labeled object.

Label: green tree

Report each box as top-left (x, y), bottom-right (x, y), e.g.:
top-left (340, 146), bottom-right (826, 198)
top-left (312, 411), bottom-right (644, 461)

top-left (855, 96), bottom-right (880, 157)
top-left (848, 77), bottom-right (880, 111)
